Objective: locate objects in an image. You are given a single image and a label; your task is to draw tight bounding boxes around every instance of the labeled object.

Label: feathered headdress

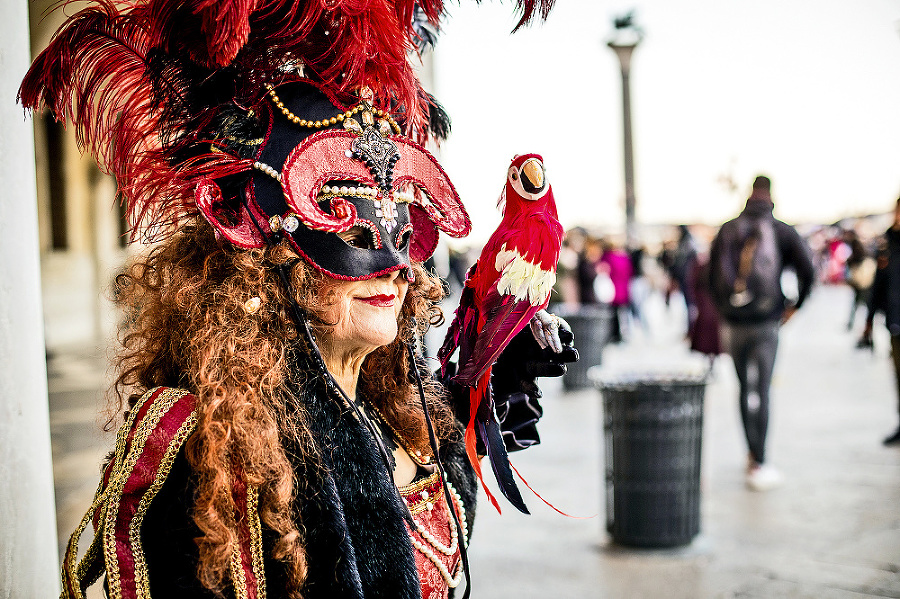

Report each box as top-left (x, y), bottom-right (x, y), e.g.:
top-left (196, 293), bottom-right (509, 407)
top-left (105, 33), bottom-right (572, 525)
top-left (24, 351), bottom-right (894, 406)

top-left (19, 0), bottom-right (554, 244)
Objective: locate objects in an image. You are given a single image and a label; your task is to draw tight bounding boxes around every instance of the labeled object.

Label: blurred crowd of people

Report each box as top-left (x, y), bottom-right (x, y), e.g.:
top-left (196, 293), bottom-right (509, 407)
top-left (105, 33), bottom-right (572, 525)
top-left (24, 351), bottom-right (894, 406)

top-left (443, 204), bottom-right (891, 353)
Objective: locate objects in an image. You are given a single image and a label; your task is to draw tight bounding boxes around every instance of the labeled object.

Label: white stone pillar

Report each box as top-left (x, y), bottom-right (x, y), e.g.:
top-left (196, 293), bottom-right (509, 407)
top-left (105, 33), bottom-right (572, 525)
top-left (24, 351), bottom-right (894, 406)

top-left (0, 1), bottom-right (62, 597)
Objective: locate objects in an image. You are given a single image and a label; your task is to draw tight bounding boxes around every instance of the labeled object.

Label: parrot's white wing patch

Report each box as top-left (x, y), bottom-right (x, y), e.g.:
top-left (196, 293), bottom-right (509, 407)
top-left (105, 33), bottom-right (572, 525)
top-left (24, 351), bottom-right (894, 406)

top-left (494, 243), bottom-right (556, 306)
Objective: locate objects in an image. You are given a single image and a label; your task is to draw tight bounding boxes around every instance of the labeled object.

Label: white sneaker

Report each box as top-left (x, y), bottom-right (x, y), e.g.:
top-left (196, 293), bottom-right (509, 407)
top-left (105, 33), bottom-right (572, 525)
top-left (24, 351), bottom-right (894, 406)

top-left (746, 464), bottom-right (783, 491)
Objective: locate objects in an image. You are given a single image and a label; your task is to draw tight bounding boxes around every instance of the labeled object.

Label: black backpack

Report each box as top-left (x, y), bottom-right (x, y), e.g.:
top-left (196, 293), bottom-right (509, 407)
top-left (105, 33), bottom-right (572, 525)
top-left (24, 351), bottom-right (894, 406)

top-left (713, 218), bottom-right (783, 322)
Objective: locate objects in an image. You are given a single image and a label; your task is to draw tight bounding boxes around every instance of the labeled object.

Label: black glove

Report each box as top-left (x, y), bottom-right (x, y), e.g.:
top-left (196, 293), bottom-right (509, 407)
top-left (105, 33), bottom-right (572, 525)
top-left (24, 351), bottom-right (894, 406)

top-left (440, 315), bottom-right (579, 452)
top-left (492, 315), bottom-right (579, 399)
top-left (490, 316), bottom-right (578, 452)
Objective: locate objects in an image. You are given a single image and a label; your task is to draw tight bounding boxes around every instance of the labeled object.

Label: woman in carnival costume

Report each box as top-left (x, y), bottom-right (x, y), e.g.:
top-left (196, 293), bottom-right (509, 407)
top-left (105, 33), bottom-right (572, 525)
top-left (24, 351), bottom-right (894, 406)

top-left (20, 1), bottom-right (576, 597)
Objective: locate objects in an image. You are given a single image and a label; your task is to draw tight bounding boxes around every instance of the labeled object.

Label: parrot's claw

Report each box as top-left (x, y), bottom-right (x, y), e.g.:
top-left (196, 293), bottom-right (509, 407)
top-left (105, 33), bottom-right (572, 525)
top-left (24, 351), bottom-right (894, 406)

top-left (530, 310), bottom-right (567, 354)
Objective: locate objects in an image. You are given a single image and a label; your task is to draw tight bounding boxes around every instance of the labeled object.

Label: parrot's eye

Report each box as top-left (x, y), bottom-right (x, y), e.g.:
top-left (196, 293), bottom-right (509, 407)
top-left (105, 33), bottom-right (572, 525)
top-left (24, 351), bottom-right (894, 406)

top-left (511, 171), bottom-right (518, 181)
top-left (337, 226), bottom-right (377, 250)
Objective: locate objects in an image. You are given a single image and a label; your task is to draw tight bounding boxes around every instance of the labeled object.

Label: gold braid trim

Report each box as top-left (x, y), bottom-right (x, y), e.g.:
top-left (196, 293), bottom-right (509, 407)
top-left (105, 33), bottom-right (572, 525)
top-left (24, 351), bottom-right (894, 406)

top-left (398, 472), bottom-right (445, 516)
top-left (230, 484), bottom-right (267, 599)
top-left (248, 485), bottom-right (267, 599)
top-left (230, 548), bottom-right (250, 599)
top-left (60, 478), bottom-right (111, 598)
top-left (60, 387), bottom-right (268, 599)
top-left (131, 411), bottom-right (199, 598)
top-left (103, 388), bottom-right (190, 599)
top-left (60, 387), bottom-right (171, 599)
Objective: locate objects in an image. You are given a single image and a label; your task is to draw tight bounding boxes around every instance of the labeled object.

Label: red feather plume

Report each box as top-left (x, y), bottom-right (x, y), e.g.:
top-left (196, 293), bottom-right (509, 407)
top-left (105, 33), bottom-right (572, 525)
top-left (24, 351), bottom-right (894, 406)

top-left (511, 0), bottom-right (555, 31)
top-left (18, 0), bottom-right (555, 242)
top-left (19, 1), bottom-right (254, 242)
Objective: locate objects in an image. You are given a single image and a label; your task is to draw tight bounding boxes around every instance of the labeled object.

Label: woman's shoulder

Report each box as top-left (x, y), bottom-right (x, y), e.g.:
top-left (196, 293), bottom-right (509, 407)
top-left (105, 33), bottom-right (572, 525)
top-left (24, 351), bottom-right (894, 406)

top-left (104, 386), bottom-right (199, 498)
top-left (61, 387), bottom-right (200, 596)
top-left (101, 387), bottom-right (199, 509)
top-left (119, 387), bottom-right (198, 449)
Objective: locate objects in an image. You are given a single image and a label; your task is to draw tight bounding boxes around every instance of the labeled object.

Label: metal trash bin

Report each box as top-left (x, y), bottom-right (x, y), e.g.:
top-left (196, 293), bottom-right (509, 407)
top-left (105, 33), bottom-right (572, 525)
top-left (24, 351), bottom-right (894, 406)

top-left (590, 369), bottom-right (707, 547)
top-left (551, 304), bottom-right (613, 390)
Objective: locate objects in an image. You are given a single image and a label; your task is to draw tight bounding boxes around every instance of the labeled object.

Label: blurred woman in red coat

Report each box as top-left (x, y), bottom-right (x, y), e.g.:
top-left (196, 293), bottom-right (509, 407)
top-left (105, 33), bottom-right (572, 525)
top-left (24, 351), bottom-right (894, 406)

top-left (687, 252), bottom-right (723, 369)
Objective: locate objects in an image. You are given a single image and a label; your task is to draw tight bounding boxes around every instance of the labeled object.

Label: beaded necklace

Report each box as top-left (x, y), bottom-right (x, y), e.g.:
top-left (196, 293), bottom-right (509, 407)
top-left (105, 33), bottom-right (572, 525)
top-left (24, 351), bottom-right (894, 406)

top-left (361, 399), bottom-right (468, 588)
top-left (363, 399), bottom-right (434, 467)
top-left (264, 83), bottom-right (402, 135)
top-left (399, 474), bottom-right (469, 588)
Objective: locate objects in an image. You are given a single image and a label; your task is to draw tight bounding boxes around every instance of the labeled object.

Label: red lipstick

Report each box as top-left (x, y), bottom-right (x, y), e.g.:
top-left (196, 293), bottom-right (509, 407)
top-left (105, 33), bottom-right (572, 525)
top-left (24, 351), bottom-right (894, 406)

top-left (357, 294), bottom-right (396, 308)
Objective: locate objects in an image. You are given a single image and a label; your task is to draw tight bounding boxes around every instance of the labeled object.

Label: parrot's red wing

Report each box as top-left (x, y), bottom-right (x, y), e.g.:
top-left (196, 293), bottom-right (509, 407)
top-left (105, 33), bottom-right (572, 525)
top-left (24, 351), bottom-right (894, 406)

top-left (438, 265), bottom-right (479, 375)
top-left (453, 288), bottom-right (543, 386)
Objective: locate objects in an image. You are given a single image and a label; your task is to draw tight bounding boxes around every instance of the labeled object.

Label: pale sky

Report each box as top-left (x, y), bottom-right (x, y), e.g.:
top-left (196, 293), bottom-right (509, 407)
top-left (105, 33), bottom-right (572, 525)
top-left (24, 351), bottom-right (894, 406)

top-left (431, 0), bottom-right (900, 244)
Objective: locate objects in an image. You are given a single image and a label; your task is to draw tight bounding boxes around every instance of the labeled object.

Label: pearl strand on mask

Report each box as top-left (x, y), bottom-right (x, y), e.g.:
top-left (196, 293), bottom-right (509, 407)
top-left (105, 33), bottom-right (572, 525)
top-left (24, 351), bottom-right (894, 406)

top-left (318, 185), bottom-right (414, 205)
top-left (319, 184), bottom-right (377, 197)
top-left (250, 161), bottom-right (414, 206)
top-left (252, 161), bottom-right (281, 183)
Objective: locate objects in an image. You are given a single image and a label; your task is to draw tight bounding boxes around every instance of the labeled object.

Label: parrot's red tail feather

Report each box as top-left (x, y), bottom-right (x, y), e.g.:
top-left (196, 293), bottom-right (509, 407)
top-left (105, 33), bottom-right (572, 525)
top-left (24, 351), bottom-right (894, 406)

top-left (509, 463), bottom-right (595, 519)
top-left (465, 378), bottom-right (502, 514)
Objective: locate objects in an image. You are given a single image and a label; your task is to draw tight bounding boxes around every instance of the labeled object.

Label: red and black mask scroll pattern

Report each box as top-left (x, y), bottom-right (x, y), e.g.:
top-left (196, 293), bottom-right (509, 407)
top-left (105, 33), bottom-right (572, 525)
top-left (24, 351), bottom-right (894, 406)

top-left (195, 79), bottom-right (471, 281)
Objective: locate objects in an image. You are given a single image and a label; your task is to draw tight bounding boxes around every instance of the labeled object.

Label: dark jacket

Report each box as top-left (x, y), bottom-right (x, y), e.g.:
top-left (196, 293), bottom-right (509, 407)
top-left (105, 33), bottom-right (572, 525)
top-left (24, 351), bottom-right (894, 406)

top-left (708, 199), bottom-right (815, 325)
top-left (866, 227), bottom-right (900, 336)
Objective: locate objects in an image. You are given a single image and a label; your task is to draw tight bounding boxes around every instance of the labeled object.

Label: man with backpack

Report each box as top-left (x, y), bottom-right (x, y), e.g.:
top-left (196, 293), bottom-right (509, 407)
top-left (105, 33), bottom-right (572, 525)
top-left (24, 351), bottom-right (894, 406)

top-left (708, 175), bottom-right (815, 491)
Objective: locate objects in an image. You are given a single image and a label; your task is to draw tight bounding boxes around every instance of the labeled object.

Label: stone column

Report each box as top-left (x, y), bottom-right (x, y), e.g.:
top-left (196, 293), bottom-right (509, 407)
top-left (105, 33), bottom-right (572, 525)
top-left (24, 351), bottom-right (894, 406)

top-left (0, 1), bottom-right (62, 596)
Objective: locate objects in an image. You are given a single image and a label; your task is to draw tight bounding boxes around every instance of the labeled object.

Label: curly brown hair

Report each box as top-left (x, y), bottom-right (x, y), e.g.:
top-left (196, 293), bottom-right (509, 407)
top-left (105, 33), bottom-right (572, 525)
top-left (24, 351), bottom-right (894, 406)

top-left (112, 218), bottom-right (455, 597)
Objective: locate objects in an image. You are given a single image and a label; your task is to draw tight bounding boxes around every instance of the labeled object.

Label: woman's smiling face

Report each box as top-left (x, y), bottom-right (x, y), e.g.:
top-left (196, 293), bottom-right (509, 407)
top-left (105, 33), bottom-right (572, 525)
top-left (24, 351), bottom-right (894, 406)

top-left (317, 268), bottom-right (410, 361)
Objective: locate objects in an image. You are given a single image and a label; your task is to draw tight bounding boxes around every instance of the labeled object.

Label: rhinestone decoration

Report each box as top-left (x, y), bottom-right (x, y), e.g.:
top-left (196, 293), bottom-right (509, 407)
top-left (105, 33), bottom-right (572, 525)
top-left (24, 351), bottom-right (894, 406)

top-left (351, 126), bottom-right (400, 190)
top-left (268, 215), bottom-right (282, 232)
top-left (351, 220), bottom-right (383, 249)
top-left (343, 118), bottom-right (363, 135)
top-left (373, 196), bottom-right (398, 233)
top-left (282, 215), bottom-right (300, 233)
top-left (392, 189), bottom-right (414, 204)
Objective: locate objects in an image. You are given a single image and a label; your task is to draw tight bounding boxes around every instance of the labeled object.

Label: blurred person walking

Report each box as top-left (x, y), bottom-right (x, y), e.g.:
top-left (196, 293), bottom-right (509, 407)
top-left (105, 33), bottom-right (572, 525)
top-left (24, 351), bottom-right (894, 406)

top-left (554, 231), bottom-right (583, 309)
top-left (662, 225), bottom-right (698, 329)
top-left (843, 228), bottom-right (875, 331)
top-left (859, 197), bottom-right (900, 445)
top-left (686, 252), bottom-right (723, 369)
top-left (826, 231), bottom-right (852, 285)
top-left (658, 239), bottom-right (677, 305)
top-left (627, 245), bottom-right (651, 332)
top-left (708, 175), bottom-right (815, 491)
top-left (599, 240), bottom-right (632, 343)
top-left (578, 236), bottom-right (604, 305)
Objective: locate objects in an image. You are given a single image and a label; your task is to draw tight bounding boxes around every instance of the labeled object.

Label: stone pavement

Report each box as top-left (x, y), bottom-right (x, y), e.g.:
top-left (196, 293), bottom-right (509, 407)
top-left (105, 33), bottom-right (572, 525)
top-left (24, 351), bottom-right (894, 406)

top-left (47, 284), bottom-right (900, 598)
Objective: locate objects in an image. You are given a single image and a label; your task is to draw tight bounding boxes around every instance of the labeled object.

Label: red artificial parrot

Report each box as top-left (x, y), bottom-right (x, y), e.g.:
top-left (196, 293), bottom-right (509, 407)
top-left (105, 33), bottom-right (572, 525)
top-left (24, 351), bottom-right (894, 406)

top-left (439, 153), bottom-right (564, 514)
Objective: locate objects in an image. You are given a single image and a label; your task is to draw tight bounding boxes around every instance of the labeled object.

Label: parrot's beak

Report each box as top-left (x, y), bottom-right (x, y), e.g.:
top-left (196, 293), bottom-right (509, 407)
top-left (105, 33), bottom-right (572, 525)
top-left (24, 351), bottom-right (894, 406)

top-left (520, 159), bottom-right (545, 194)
